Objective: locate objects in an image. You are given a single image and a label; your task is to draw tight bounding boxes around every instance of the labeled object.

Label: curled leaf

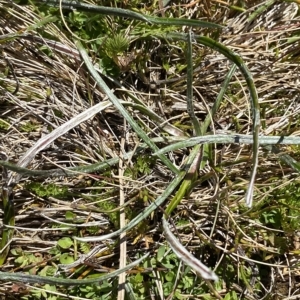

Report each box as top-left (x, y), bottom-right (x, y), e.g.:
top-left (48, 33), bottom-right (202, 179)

top-left (162, 217), bottom-right (218, 281)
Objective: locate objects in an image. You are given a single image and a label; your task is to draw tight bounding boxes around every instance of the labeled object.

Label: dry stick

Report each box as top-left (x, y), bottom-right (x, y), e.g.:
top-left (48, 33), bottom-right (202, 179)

top-left (118, 123), bottom-right (127, 300)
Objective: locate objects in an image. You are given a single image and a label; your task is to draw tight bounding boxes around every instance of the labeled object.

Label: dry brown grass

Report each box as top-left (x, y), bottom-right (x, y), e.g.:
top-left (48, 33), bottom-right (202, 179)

top-left (1, 0), bottom-right (300, 299)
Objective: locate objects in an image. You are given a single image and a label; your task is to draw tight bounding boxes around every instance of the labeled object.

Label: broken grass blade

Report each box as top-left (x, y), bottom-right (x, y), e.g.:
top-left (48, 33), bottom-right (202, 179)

top-left (7, 100), bottom-right (112, 187)
top-left (162, 217), bottom-right (218, 281)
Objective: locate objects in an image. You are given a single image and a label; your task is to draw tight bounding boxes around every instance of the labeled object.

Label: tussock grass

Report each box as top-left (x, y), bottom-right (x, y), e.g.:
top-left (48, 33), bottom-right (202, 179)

top-left (1, 0), bottom-right (300, 299)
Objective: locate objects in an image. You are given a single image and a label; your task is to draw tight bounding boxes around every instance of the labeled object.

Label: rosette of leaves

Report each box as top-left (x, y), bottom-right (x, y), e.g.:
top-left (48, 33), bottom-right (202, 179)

top-left (104, 33), bottom-right (134, 71)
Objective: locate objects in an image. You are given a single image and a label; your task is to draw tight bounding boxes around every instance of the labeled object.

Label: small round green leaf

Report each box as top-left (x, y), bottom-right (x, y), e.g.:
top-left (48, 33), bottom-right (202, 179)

top-left (57, 237), bottom-right (74, 249)
top-left (59, 253), bottom-right (75, 264)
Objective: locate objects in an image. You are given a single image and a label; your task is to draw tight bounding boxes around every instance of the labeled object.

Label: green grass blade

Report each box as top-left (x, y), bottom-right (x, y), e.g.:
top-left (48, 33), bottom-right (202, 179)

top-left (75, 170), bottom-right (187, 243)
top-left (196, 34), bottom-right (260, 208)
top-left (26, 0), bottom-right (222, 28)
top-left (187, 30), bottom-right (201, 136)
top-left (0, 253), bottom-right (149, 285)
top-left (0, 136), bottom-right (185, 179)
top-left (154, 134), bottom-right (300, 155)
top-left (164, 66), bottom-right (238, 217)
top-left (264, 145), bottom-right (300, 173)
top-left (0, 188), bottom-right (14, 266)
top-left (164, 146), bottom-right (202, 217)
top-left (201, 65), bottom-right (237, 134)
top-left (163, 32), bottom-right (260, 207)
top-left (0, 153), bottom-right (14, 266)
top-left (200, 65), bottom-right (237, 170)
top-left (76, 40), bottom-right (179, 175)
top-left (3, 135), bottom-right (300, 179)
top-left (247, 0), bottom-right (276, 22)
top-left (147, 15), bottom-right (222, 28)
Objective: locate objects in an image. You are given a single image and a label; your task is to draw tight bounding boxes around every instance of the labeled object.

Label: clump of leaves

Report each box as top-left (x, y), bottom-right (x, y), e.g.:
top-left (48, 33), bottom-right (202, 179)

top-left (69, 280), bottom-right (112, 300)
top-left (25, 182), bottom-right (69, 198)
top-left (125, 154), bottom-right (156, 179)
top-left (258, 180), bottom-right (300, 233)
top-left (20, 121), bottom-right (40, 133)
top-left (128, 246), bottom-right (218, 299)
top-left (24, 284), bottom-right (57, 300)
top-left (97, 199), bottom-right (119, 229)
top-left (104, 33), bottom-right (130, 57)
top-left (57, 237), bottom-right (75, 265)
top-left (11, 248), bottom-right (43, 269)
top-left (102, 33), bottom-right (136, 72)
top-left (67, 10), bottom-right (110, 41)
top-left (0, 118), bottom-right (9, 130)
top-left (17, 242), bottom-right (72, 299)
top-left (277, 181), bottom-right (300, 232)
top-left (79, 242), bottom-right (91, 254)
top-left (260, 208), bottom-right (282, 229)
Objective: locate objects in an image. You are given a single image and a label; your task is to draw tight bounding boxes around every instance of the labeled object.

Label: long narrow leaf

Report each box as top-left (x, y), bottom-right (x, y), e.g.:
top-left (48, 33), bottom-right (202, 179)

top-left (186, 30), bottom-right (201, 136)
top-left (201, 65), bottom-right (237, 134)
top-left (162, 217), bottom-right (218, 281)
top-left (164, 32), bottom-right (260, 208)
top-left (0, 253), bottom-right (149, 285)
top-left (154, 134), bottom-right (300, 155)
top-left (0, 152), bottom-right (14, 265)
top-left (27, 0), bottom-right (222, 29)
top-left (76, 41), bottom-right (179, 175)
top-left (163, 31), bottom-right (204, 218)
top-left (164, 145), bottom-right (202, 217)
top-left (263, 145), bottom-right (300, 173)
top-left (75, 166), bottom-right (187, 242)
top-left (2, 135), bottom-right (300, 178)
top-left (7, 100), bottom-right (113, 186)
top-left (199, 65), bottom-right (237, 170)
